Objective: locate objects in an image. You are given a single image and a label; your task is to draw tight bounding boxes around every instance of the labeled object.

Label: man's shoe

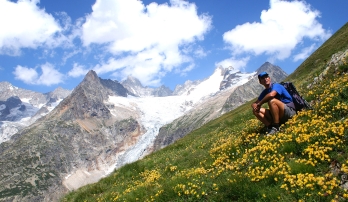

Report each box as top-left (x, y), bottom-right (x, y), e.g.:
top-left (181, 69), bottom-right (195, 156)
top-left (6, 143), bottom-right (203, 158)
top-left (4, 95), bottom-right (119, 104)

top-left (267, 127), bottom-right (278, 135)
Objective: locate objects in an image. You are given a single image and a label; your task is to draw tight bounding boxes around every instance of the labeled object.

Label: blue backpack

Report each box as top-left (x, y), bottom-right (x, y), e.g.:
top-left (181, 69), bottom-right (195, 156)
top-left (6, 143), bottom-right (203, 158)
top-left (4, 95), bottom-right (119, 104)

top-left (280, 82), bottom-right (312, 111)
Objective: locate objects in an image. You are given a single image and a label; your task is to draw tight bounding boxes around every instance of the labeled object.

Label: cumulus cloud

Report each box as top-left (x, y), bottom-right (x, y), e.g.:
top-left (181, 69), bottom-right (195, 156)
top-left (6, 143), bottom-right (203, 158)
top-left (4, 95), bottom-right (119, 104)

top-left (94, 52), bottom-right (169, 87)
top-left (81, 0), bottom-right (212, 87)
top-left (222, 0), bottom-right (331, 62)
top-left (13, 63), bottom-right (64, 86)
top-left (0, 0), bottom-right (63, 55)
top-left (216, 57), bottom-right (250, 70)
top-left (13, 65), bottom-right (38, 84)
top-left (293, 44), bottom-right (316, 62)
top-left (68, 63), bottom-right (90, 78)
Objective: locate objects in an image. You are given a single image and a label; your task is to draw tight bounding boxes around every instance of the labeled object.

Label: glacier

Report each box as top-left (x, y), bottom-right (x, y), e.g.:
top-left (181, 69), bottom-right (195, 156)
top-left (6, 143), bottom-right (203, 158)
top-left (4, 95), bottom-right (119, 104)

top-left (105, 68), bottom-right (255, 173)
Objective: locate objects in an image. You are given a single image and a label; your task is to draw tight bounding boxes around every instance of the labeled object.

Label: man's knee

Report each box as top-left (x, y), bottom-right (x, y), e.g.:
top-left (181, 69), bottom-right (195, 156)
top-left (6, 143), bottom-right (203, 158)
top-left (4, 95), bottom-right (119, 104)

top-left (268, 99), bottom-right (284, 110)
top-left (268, 98), bottom-right (278, 105)
top-left (252, 108), bottom-right (263, 118)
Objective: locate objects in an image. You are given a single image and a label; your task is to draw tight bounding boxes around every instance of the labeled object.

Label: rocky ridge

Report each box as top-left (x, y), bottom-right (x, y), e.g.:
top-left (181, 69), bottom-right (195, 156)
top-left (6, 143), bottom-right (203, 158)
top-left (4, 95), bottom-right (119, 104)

top-left (0, 71), bottom-right (144, 201)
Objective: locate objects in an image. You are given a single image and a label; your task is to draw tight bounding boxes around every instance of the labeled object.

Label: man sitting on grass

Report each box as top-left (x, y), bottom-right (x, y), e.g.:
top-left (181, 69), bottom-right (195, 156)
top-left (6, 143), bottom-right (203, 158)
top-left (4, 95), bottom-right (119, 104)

top-left (251, 72), bottom-right (296, 134)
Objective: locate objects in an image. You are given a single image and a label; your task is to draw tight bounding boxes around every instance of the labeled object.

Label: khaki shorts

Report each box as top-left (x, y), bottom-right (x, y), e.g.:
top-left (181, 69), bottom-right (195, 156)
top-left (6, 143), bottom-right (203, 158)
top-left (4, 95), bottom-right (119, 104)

top-left (280, 104), bottom-right (296, 124)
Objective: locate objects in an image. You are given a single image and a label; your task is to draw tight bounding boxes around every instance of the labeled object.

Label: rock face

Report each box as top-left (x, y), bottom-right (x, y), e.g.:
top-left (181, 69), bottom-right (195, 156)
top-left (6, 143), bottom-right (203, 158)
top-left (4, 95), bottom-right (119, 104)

top-left (0, 83), bottom-right (71, 144)
top-left (152, 62), bottom-right (288, 151)
top-left (0, 70), bottom-right (144, 202)
top-left (152, 85), bottom-right (173, 97)
top-left (0, 96), bottom-right (25, 121)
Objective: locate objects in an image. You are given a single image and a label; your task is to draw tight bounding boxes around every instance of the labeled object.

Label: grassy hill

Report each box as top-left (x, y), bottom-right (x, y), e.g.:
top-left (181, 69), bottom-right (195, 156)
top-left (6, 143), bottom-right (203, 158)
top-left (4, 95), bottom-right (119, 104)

top-left (62, 22), bottom-right (348, 202)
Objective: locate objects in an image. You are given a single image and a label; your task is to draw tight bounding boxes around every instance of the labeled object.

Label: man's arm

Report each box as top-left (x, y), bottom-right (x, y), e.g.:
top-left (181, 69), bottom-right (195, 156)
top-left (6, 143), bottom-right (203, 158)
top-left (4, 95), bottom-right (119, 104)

top-left (252, 90), bottom-right (278, 112)
top-left (258, 90), bottom-right (277, 106)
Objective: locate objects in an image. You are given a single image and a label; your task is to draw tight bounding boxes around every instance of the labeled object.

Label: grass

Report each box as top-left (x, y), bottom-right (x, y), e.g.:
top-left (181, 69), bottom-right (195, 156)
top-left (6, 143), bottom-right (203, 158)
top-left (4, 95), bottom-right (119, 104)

top-left (61, 22), bottom-right (348, 202)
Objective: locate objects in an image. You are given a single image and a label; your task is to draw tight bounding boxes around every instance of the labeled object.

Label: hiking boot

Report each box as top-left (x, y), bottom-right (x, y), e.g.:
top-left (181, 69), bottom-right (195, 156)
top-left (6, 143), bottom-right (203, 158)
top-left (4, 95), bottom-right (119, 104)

top-left (267, 127), bottom-right (278, 135)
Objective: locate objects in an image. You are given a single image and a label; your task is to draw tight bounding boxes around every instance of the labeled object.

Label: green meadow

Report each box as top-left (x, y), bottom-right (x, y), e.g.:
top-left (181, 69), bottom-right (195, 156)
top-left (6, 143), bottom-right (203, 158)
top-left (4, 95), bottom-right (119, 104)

top-left (62, 23), bottom-right (348, 202)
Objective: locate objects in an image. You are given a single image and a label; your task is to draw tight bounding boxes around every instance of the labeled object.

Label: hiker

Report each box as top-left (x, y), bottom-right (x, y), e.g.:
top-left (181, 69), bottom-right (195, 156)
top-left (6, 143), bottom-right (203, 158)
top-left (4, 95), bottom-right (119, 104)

top-left (251, 72), bottom-right (296, 134)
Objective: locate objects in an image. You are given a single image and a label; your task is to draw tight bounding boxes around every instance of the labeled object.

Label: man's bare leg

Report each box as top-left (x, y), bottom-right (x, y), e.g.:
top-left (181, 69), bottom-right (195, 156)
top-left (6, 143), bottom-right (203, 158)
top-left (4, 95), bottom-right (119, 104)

top-left (268, 99), bottom-right (285, 128)
top-left (253, 108), bottom-right (273, 126)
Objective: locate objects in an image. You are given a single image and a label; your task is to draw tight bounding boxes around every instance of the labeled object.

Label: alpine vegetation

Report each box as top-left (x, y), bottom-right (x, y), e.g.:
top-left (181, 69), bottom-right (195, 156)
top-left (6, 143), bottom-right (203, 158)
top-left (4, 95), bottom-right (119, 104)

top-left (62, 23), bottom-right (348, 201)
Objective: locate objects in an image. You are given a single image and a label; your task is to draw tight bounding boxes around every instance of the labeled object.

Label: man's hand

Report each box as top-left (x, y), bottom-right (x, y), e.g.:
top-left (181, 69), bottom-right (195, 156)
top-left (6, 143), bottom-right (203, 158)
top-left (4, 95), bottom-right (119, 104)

top-left (252, 102), bottom-right (261, 113)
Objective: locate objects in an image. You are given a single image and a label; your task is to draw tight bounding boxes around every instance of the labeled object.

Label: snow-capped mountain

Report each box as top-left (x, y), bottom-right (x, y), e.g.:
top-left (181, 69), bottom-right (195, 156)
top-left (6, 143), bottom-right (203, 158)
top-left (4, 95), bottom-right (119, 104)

top-left (0, 62), bottom-right (286, 201)
top-left (121, 75), bottom-right (173, 97)
top-left (220, 66), bottom-right (253, 90)
top-left (0, 96), bottom-right (26, 121)
top-left (0, 83), bottom-right (71, 144)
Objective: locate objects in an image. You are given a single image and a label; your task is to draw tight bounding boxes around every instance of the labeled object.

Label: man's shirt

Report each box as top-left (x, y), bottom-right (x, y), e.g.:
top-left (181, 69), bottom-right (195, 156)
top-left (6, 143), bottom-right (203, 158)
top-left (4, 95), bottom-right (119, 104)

top-left (258, 83), bottom-right (293, 104)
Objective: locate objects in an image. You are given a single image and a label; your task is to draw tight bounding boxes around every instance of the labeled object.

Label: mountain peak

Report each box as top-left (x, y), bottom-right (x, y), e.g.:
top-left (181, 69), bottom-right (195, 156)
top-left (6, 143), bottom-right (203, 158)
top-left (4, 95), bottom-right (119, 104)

top-left (45, 87), bottom-right (71, 100)
top-left (83, 70), bottom-right (99, 83)
top-left (255, 62), bottom-right (288, 83)
top-left (122, 75), bottom-right (143, 88)
top-left (257, 62), bottom-right (278, 73)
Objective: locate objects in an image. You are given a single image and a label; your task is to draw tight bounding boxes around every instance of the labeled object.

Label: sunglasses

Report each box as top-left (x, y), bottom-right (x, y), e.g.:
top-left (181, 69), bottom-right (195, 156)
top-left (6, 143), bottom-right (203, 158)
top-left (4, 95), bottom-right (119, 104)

top-left (259, 76), bottom-right (269, 80)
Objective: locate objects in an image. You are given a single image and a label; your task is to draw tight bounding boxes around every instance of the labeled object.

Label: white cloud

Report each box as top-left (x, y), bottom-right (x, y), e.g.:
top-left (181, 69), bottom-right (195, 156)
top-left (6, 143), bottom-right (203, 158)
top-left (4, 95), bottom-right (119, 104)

top-left (222, 0), bottom-right (331, 61)
top-left (94, 51), bottom-right (167, 87)
top-left (0, 0), bottom-right (63, 55)
top-left (68, 63), bottom-right (90, 78)
top-left (62, 49), bottom-right (81, 64)
top-left (216, 57), bottom-right (250, 70)
top-left (293, 44), bottom-right (316, 62)
top-left (13, 63), bottom-right (64, 86)
top-left (182, 45), bottom-right (207, 58)
top-left (38, 63), bottom-right (65, 85)
top-left (179, 63), bottom-right (195, 76)
top-left (194, 47), bottom-right (208, 58)
top-left (13, 65), bottom-right (38, 84)
top-left (81, 0), bottom-right (212, 87)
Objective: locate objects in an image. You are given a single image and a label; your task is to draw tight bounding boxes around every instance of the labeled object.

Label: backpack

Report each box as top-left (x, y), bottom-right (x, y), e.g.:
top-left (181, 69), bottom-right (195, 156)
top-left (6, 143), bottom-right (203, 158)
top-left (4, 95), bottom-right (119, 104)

top-left (280, 82), bottom-right (312, 111)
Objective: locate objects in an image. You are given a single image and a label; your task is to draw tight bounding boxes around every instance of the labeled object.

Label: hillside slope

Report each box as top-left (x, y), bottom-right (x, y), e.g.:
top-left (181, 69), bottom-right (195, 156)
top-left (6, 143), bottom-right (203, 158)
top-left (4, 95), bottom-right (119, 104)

top-left (152, 62), bottom-right (287, 152)
top-left (62, 22), bottom-right (348, 201)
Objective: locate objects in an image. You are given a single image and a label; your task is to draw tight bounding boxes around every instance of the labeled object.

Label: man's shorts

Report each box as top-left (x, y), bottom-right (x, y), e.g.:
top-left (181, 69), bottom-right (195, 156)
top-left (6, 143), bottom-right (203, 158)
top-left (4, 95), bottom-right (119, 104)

top-left (280, 104), bottom-right (296, 124)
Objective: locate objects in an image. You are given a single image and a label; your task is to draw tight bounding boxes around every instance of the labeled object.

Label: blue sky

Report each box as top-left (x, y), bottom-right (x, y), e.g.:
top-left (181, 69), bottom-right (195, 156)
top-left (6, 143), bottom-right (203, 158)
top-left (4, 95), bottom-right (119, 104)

top-left (0, 0), bottom-right (347, 93)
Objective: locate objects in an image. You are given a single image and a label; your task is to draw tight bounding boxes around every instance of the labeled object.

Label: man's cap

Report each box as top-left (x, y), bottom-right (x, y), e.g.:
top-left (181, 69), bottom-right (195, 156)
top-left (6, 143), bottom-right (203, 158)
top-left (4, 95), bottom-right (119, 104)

top-left (258, 72), bottom-right (269, 79)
